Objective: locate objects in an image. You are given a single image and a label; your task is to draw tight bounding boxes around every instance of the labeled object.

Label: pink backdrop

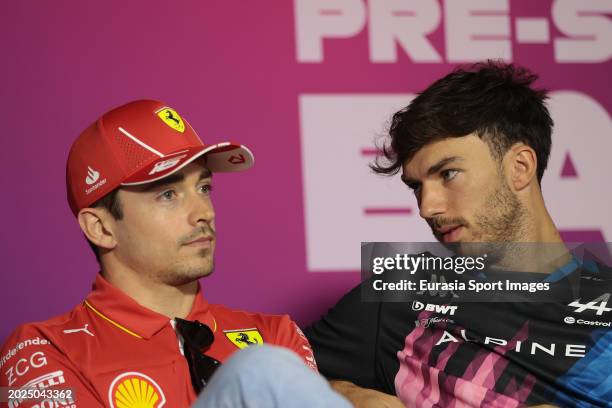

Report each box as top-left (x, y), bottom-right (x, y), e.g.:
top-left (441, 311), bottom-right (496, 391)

top-left (2, 0), bottom-right (611, 343)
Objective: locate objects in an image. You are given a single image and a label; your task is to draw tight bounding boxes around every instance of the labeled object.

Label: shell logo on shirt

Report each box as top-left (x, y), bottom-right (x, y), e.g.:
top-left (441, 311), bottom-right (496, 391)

top-left (224, 328), bottom-right (264, 349)
top-left (108, 372), bottom-right (166, 408)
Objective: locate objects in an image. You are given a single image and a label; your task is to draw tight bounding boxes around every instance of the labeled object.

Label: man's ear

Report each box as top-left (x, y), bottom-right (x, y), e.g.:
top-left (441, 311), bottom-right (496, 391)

top-left (77, 208), bottom-right (117, 251)
top-left (505, 143), bottom-right (538, 191)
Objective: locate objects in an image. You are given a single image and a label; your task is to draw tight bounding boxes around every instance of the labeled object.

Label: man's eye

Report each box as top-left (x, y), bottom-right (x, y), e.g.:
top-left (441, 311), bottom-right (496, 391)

top-left (199, 184), bottom-right (213, 194)
top-left (441, 169), bottom-right (459, 181)
top-left (159, 190), bottom-right (176, 200)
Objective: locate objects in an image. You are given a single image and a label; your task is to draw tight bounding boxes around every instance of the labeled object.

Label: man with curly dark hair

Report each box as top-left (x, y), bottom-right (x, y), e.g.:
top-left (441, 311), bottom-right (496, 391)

top-left (305, 61), bottom-right (611, 408)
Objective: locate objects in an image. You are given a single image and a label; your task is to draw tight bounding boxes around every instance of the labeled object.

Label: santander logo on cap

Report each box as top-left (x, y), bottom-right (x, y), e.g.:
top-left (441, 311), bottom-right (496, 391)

top-left (84, 165), bottom-right (107, 195)
top-left (85, 166), bottom-right (100, 185)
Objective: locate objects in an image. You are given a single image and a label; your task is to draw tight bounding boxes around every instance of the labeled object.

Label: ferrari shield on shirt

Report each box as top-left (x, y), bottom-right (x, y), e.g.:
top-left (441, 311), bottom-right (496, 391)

top-left (0, 274), bottom-right (317, 408)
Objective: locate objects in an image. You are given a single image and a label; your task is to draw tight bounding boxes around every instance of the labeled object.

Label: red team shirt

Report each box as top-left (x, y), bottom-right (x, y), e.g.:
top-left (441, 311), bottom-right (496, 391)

top-left (0, 274), bottom-right (317, 408)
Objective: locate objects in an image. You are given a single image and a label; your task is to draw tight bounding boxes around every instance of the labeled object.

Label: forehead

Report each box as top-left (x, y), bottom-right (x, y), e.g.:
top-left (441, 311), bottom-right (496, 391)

top-left (402, 134), bottom-right (494, 178)
top-left (175, 159), bottom-right (211, 178)
top-left (124, 159), bottom-right (211, 193)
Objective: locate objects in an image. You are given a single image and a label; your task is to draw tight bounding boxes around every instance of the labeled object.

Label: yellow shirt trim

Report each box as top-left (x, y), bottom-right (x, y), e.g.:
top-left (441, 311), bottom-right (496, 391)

top-left (84, 300), bottom-right (143, 339)
top-left (84, 300), bottom-right (217, 337)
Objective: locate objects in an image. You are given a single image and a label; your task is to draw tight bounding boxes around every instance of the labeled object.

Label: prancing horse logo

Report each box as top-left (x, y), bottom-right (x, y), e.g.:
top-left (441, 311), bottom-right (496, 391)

top-left (235, 332), bottom-right (258, 346)
top-left (165, 110), bottom-right (180, 125)
top-left (156, 107), bottom-right (185, 133)
top-left (224, 328), bottom-right (264, 349)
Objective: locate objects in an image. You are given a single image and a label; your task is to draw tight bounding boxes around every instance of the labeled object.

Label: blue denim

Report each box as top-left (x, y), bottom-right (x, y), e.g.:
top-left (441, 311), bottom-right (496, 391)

top-left (193, 345), bottom-right (352, 408)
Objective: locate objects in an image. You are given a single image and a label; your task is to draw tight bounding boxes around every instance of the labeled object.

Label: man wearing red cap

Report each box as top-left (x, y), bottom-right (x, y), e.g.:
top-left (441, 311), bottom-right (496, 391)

top-left (0, 100), bottom-right (321, 407)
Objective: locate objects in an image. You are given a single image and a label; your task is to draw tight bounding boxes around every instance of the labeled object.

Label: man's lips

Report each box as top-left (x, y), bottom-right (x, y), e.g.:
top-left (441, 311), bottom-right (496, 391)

top-left (184, 236), bottom-right (214, 246)
top-left (437, 225), bottom-right (461, 234)
top-left (436, 225), bottom-right (463, 243)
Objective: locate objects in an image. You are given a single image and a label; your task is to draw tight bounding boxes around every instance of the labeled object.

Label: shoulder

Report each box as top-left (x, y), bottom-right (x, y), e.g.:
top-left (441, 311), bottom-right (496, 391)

top-left (209, 303), bottom-right (296, 332)
top-left (0, 306), bottom-right (87, 386)
top-left (1, 303), bottom-right (92, 366)
top-left (2, 307), bottom-right (81, 350)
top-left (580, 261), bottom-right (612, 280)
top-left (208, 304), bottom-right (317, 370)
top-left (1, 306), bottom-right (105, 404)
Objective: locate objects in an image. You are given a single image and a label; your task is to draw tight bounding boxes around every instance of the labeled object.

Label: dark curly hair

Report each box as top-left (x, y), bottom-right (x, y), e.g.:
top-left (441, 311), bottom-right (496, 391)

top-left (372, 60), bottom-right (553, 184)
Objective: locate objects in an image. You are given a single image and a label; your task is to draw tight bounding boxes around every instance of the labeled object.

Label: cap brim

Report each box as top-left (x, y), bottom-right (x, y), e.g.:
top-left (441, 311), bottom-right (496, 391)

top-left (121, 142), bottom-right (254, 186)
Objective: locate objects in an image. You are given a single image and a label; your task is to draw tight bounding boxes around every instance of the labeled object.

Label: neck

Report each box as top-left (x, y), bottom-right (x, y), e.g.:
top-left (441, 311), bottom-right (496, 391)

top-left (522, 186), bottom-right (564, 244)
top-left (495, 187), bottom-right (569, 273)
top-left (100, 260), bottom-right (198, 319)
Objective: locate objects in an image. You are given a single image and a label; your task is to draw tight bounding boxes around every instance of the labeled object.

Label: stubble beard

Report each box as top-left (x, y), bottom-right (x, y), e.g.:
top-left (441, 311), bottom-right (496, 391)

top-left (471, 176), bottom-right (528, 267)
top-left (475, 178), bottom-right (526, 242)
top-left (156, 246), bottom-right (216, 287)
top-left (161, 224), bottom-right (217, 286)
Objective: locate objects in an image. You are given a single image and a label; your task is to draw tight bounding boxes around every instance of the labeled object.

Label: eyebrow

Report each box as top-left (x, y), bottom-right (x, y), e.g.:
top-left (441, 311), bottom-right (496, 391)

top-left (141, 169), bottom-right (212, 191)
top-left (401, 156), bottom-right (463, 185)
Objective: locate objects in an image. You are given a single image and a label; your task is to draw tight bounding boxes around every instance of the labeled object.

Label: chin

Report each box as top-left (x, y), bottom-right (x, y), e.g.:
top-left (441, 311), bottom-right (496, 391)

top-left (163, 263), bottom-right (215, 286)
top-left (166, 274), bottom-right (205, 287)
top-left (199, 267), bottom-right (214, 279)
top-left (191, 262), bottom-right (215, 280)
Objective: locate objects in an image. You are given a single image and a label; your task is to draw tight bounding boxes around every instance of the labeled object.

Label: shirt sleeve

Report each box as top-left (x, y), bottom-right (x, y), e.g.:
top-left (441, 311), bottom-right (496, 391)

top-left (267, 315), bottom-right (319, 372)
top-left (303, 281), bottom-right (383, 390)
top-left (551, 329), bottom-right (612, 407)
top-left (0, 325), bottom-right (104, 408)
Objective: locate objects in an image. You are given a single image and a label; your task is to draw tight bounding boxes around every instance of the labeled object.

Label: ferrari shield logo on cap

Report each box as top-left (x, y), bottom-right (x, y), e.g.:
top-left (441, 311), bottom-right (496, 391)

top-left (156, 107), bottom-right (185, 133)
top-left (224, 328), bottom-right (264, 349)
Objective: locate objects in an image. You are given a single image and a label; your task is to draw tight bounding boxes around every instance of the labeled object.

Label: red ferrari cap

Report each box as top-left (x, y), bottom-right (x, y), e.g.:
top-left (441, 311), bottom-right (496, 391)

top-left (66, 99), bottom-right (254, 215)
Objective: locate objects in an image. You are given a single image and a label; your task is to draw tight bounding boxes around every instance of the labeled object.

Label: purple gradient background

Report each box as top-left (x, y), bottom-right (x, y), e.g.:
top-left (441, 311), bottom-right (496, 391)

top-left (1, 1), bottom-right (610, 343)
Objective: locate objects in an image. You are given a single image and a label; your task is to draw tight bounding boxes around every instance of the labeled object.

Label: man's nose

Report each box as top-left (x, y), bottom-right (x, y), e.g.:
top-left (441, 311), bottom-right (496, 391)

top-left (418, 184), bottom-right (447, 220)
top-left (187, 194), bottom-right (215, 226)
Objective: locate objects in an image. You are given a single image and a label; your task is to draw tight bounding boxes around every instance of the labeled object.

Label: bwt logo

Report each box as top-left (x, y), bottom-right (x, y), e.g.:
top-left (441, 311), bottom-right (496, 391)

top-left (294, 0), bottom-right (612, 63)
top-left (412, 300), bottom-right (458, 315)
